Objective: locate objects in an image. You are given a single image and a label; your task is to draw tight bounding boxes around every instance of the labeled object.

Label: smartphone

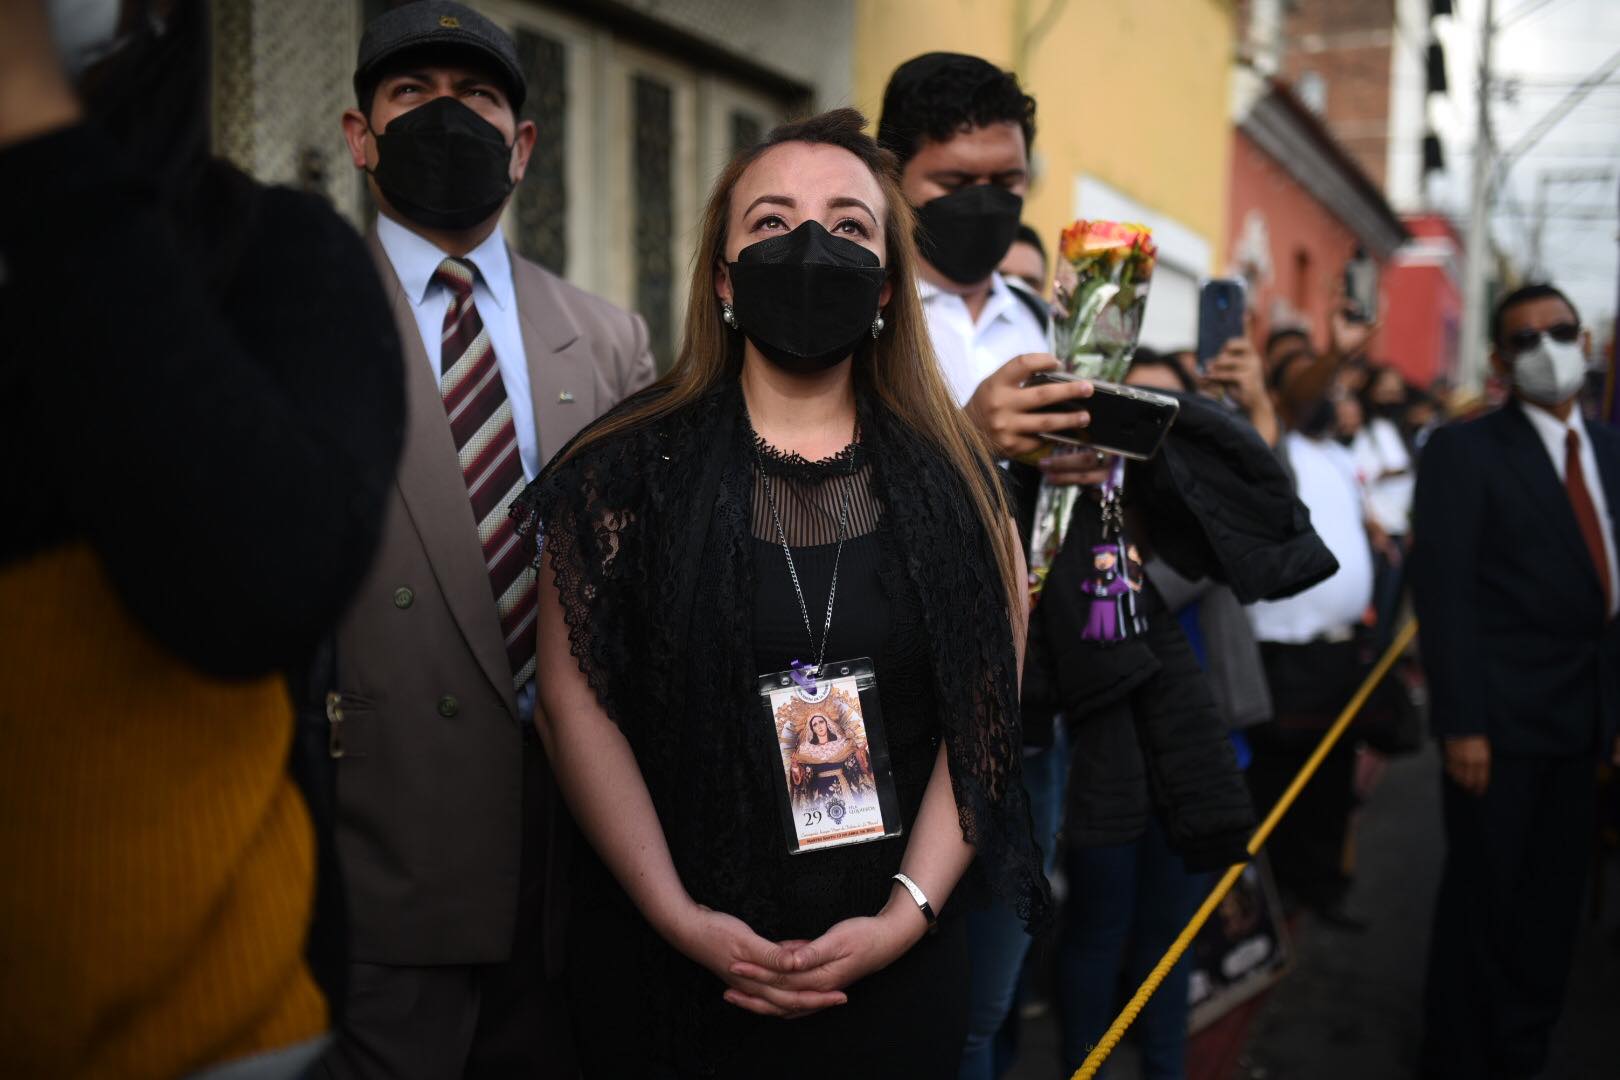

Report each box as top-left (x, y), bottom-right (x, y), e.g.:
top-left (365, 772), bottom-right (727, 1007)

top-left (1343, 249), bottom-right (1378, 324)
top-left (1027, 373), bottom-right (1180, 460)
top-left (1196, 278), bottom-right (1247, 370)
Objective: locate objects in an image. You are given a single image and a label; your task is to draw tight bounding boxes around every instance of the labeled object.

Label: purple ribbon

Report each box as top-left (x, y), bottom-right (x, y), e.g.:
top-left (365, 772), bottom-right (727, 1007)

top-left (789, 659), bottom-right (818, 694)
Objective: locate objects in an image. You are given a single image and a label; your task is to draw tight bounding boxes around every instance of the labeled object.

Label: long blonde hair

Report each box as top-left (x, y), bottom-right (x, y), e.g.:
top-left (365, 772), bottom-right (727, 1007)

top-left (559, 107), bottom-right (1020, 609)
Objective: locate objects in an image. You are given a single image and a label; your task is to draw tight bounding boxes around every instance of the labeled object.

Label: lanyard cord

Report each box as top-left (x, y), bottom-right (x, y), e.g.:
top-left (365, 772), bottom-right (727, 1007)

top-left (759, 463), bottom-right (855, 677)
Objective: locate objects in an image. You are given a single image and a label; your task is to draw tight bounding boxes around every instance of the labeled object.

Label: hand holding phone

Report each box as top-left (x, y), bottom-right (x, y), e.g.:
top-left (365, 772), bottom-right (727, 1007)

top-left (1026, 373), bottom-right (1178, 460)
top-left (964, 353), bottom-right (1096, 459)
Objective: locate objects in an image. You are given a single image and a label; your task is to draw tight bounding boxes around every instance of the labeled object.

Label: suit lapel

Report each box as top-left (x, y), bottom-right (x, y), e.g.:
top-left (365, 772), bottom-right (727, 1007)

top-left (368, 231), bottom-right (519, 716)
top-left (511, 255), bottom-right (600, 463)
top-left (1494, 401), bottom-right (1598, 583)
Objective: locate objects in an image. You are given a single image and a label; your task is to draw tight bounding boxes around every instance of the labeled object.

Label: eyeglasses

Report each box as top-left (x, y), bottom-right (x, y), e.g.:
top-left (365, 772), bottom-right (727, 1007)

top-left (1505, 322), bottom-right (1580, 354)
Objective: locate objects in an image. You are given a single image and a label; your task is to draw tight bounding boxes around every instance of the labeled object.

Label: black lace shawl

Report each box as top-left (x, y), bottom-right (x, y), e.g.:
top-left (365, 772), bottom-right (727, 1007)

top-left (513, 382), bottom-right (1051, 936)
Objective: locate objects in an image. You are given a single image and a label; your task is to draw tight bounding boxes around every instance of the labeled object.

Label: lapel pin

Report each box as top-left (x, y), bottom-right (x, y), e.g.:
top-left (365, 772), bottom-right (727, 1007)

top-left (558, 390), bottom-right (575, 404)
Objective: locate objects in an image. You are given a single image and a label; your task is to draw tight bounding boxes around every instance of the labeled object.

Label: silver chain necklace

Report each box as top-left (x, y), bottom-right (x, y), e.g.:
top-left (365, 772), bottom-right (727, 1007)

top-left (759, 459), bottom-right (855, 679)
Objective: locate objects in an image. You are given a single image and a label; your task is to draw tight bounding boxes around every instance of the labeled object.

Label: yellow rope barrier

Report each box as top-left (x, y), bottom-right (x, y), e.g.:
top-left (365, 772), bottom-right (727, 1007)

top-left (1070, 618), bottom-right (1420, 1080)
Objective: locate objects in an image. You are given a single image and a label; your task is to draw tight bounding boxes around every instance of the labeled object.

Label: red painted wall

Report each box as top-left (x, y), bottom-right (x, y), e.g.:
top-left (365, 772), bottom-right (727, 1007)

top-left (1226, 130), bottom-right (1382, 354)
top-left (1382, 256), bottom-right (1460, 389)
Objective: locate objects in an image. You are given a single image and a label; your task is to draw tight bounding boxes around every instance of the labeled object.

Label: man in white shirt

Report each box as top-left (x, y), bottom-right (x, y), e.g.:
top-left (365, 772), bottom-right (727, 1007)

top-left (323, 5), bottom-right (655, 1076)
top-left (877, 52), bottom-right (1101, 1080)
top-left (1244, 421), bottom-right (1375, 930)
top-left (1413, 283), bottom-right (1619, 1080)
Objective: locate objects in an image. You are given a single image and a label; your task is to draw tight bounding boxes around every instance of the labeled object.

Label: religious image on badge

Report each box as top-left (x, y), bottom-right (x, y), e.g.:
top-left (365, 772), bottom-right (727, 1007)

top-left (757, 659), bottom-right (901, 854)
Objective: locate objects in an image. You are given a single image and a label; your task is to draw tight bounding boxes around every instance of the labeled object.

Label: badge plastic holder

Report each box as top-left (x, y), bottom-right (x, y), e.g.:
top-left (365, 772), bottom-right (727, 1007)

top-left (755, 657), bottom-right (902, 855)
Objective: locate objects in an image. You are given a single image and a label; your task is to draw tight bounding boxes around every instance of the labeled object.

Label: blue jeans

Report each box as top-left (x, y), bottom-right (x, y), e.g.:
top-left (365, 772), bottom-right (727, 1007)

top-left (958, 725), bottom-right (1068, 1080)
top-left (1056, 815), bottom-right (1207, 1080)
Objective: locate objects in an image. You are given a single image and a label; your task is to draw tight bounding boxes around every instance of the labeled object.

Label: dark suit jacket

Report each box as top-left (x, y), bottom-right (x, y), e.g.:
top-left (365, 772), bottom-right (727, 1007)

top-left (1411, 399), bottom-right (1620, 757)
top-left (332, 231), bottom-right (655, 967)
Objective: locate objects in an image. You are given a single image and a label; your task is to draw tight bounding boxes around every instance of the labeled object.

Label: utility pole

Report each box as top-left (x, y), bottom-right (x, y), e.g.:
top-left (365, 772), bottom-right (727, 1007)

top-left (1459, 0), bottom-right (1495, 391)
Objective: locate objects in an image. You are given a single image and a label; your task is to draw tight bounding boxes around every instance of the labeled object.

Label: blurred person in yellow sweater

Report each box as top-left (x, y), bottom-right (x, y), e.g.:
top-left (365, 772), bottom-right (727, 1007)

top-left (0, 1), bottom-right (404, 1077)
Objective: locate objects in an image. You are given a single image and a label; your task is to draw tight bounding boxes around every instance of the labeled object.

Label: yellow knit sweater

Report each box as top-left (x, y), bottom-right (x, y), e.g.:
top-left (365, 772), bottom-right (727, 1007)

top-left (0, 545), bottom-right (327, 1078)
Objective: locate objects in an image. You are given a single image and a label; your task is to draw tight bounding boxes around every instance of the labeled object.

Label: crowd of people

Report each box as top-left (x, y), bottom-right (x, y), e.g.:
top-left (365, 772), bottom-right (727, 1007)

top-left (2, 2), bottom-right (1616, 1080)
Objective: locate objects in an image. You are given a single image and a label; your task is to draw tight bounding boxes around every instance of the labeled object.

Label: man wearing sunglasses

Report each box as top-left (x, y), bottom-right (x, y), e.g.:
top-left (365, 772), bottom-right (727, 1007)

top-left (1412, 282), bottom-right (1619, 1080)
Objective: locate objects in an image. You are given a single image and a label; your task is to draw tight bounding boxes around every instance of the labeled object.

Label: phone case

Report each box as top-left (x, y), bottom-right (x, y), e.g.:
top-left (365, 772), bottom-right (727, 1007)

top-left (1197, 280), bottom-right (1247, 365)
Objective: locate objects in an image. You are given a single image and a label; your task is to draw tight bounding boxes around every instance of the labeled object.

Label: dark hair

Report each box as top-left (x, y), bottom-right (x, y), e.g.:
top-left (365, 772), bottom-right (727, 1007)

top-left (876, 53), bottom-right (1037, 167)
top-left (1012, 223), bottom-right (1046, 263)
top-left (1129, 346), bottom-right (1196, 393)
top-left (1264, 326), bottom-right (1311, 359)
top-left (1359, 363), bottom-right (1408, 406)
top-left (1491, 282), bottom-right (1580, 350)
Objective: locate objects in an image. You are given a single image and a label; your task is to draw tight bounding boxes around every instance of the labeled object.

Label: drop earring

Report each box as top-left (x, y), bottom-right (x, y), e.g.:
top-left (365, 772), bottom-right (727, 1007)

top-left (870, 312), bottom-right (886, 339)
top-left (722, 302), bottom-right (739, 330)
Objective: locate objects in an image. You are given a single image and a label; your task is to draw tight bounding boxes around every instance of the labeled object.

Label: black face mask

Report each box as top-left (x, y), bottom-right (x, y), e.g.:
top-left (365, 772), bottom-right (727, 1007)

top-left (369, 97), bottom-right (515, 231)
top-left (727, 221), bottom-right (887, 374)
top-left (913, 184), bottom-right (1024, 285)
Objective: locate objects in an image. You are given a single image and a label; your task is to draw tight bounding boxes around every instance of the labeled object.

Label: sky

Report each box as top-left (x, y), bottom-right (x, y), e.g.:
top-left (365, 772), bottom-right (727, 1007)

top-left (1432, 0), bottom-right (1620, 342)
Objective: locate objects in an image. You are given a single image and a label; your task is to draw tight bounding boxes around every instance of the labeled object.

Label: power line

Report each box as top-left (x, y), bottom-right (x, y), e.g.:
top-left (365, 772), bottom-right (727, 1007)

top-left (1497, 0), bottom-right (1573, 30)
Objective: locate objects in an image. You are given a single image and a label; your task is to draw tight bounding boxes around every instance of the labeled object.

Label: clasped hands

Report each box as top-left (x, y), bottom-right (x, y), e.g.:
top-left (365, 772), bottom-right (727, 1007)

top-left (669, 889), bottom-right (929, 1020)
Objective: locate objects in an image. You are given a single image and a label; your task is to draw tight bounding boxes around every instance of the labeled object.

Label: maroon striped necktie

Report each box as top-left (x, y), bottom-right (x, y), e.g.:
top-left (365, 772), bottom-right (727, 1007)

top-left (434, 257), bottom-right (537, 690)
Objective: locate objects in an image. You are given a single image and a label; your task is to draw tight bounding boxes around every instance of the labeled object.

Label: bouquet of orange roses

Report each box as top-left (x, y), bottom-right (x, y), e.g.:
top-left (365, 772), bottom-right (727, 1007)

top-left (1052, 220), bottom-right (1156, 381)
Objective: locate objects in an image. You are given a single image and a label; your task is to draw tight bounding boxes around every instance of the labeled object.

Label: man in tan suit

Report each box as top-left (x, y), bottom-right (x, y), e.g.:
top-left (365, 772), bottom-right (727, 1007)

top-left (322, 4), bottom-right (655, 1076)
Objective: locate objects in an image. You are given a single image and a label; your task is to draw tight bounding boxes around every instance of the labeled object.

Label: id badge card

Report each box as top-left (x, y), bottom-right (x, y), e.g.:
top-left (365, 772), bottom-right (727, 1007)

top-left (756, 657), bottom-right (902, 854)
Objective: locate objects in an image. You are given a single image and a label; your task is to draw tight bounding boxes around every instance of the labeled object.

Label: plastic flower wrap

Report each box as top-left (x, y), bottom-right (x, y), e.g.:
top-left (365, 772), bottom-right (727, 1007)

top-left (1026, 221), bottom-right (1155, 602)
top-left (1052, 220), bottom-right (1156, 381)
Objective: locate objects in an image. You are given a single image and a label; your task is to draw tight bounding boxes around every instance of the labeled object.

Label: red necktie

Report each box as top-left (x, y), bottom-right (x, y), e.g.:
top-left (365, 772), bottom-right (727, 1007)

top-left (1566, 427), bottom-right (1612, 612)
top-left (435, 257), bottom-right (537, 689)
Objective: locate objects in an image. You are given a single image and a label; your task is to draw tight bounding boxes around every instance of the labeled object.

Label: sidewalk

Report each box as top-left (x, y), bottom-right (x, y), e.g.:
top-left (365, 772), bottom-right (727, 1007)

top-left (1239, 744), bottom-right (1620, 1080)
top-left (1006, 742), bottom-right (1620, 1079)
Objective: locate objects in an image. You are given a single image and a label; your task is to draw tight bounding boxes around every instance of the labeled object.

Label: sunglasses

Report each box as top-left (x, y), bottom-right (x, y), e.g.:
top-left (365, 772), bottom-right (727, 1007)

top-left (1506, 322), bottom-right (1580, 354)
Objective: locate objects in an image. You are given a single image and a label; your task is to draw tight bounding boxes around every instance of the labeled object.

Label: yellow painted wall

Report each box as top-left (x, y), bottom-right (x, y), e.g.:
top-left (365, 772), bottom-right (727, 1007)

top-left (854, 0), bottom-right (1236, 271)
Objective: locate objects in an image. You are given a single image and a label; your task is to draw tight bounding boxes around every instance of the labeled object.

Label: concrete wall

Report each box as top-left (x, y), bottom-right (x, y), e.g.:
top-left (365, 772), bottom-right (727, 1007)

top-left (602, 0), bottom-right (854, 109)
top-left (212, 0), bottom-right (365, 221)
top-left (211, 0), bottom-right (854, 228)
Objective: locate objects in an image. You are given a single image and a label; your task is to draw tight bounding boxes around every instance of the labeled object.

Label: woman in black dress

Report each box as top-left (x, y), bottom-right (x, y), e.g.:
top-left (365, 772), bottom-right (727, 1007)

top-left (516, 108), bottom-right (1050, 1078)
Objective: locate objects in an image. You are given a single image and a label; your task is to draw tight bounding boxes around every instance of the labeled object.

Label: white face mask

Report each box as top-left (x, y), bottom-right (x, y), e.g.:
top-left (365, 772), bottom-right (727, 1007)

top-left (1511, 338), bottom-right (1587, 407)
top-left (48, 0), bottom-right (126, 78)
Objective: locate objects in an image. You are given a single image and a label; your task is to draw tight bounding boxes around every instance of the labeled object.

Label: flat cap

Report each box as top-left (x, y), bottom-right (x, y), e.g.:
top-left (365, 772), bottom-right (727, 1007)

top-left (355, 1), bottom-right (526, 112)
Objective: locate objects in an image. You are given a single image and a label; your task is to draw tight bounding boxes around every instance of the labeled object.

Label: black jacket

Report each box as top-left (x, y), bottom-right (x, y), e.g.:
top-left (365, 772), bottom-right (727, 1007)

top-left (1129, 391), bottom-right (1338, 604)
top-left (1019, 392), bottom-right (1337, 868)
top-left (1412, 401), bottom-right (1620, 757)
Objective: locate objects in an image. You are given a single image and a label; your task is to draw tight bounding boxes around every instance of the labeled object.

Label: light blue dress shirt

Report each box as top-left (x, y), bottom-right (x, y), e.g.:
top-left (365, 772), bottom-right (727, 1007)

top-left (375, 213), bottom-right (540, 482)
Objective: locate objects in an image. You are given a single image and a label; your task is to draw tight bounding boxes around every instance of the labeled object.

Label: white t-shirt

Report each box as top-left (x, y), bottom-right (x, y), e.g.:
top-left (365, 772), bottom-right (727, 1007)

top-left (1350, 417), bottom-right (1414, 536)
top-left (920, 272), bottom-right (1049, 407)
top-left (1248, 433), bottom-right (1374, 644)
